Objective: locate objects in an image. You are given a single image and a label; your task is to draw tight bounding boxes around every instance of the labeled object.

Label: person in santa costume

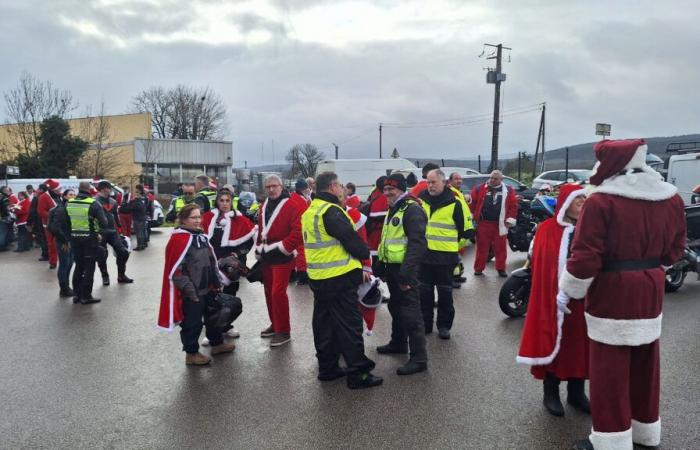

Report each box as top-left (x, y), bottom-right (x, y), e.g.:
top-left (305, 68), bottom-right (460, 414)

top-left (38, 179), bottom-right (63, 268)
top-left (345, 182), bottom-right (361, 209)
top-left (365, 176), bottom-right (389, 273)
top-left (557, 139), bottom-right (686, 450)
top-left (344, 201), bottom-right (375, 334)
top-left (517, 183), bottom-right (589, 417)
top-left (158, 203), bottom-right (235, 366)
top-left (256, 174), bottom-right (303, 348)
top-left (201, 189), bottom-right (257, 343)
top-left (289, 179), bottom-right (311, 286)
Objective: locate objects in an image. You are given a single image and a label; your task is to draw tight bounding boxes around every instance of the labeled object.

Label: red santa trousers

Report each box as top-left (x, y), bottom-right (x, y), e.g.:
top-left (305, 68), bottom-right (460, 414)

top-left (119, 213), bottom-right (132, 236)
top-left (45, 227), bottom-right (57, 266)
top-left (589, 339), bottom-right (661, 449)
top-left (262, 261), bottom-right (294, 334)
top-left (474, 220), bottom-right (507, 272)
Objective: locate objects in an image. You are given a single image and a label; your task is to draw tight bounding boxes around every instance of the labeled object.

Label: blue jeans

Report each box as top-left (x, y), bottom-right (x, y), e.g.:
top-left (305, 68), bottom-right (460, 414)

top-left (57, 243), bottom-right (74, 288)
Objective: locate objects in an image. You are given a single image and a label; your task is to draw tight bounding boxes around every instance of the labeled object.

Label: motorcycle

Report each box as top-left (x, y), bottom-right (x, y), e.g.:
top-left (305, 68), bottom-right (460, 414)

top-left (507, 195), bottom-right (556, 252)
top-left (498, 257), bottom-right (531, 317)
top-left (665, 203), bottom-right (700, 292)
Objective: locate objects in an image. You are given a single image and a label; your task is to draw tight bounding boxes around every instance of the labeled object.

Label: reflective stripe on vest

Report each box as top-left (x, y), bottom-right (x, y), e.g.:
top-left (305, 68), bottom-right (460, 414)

top-left (422, 201), bottom-right (459, 252)
top-left (66, 197), bottom-right (99, 236)
top-left (378, 200), bottom-right (415, 264)
top-left (449, 185), bottom-right (474, 249)
top-left (301, 198), bottom-right (362, 280)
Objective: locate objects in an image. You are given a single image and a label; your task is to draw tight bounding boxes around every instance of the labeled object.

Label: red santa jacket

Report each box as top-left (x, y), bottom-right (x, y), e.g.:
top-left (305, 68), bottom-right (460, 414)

top-left (518, 184), bottom-right (588, 366)
top-left (256, 194), bottom-right (303, 260)
top-left (560, 171), bottom-right (686, 346)
top-left (202, 208), bottom-right (257, 249)
top-left (366, 193), bottom-right (389, 254)
top-left (346, 207), bottom-right (371, 271)
top-left (469, 183), bottom-right (518, 236)
top-left (15, 198), bottom-right (31, 225)
top-left (38, 191), bottom-right (58, 226)
top-left (345, 194), bottom-right (361, 209)
top-left (410, 180), bottom-right (428, 196)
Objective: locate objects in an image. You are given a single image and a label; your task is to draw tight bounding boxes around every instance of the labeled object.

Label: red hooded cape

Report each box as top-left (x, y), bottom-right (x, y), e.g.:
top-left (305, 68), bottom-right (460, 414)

top-left (517, 184), bottom-right (589, 379)
top-left (202, 208), bottom-right (257, 248)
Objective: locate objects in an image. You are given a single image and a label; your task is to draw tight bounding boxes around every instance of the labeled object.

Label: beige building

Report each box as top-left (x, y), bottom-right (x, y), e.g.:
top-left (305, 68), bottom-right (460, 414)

top-left (0, 112), bottom-right (152, 186)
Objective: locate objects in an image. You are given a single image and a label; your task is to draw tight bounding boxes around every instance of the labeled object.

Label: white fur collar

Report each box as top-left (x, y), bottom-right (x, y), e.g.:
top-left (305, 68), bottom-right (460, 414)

top-left (592, 168), bottom-right (677, 201)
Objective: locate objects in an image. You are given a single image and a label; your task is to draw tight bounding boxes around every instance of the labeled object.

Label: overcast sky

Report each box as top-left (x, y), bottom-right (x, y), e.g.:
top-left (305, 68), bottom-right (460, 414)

top-left (1, 0), bottom-right (698, 166)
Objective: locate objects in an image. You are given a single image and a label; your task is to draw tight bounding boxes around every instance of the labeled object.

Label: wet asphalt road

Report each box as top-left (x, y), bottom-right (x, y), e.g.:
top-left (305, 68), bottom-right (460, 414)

top-left (1, 229), bottom-right (698, 450)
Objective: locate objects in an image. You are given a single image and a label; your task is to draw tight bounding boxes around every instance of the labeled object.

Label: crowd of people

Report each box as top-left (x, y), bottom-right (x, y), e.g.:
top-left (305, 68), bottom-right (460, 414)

top-left (0, 179), bottom-right (156, 303)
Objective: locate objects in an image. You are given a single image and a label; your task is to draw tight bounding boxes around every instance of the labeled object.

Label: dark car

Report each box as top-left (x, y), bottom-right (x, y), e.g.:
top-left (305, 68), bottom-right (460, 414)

top-left (460, 175), bottom-right (536, 200)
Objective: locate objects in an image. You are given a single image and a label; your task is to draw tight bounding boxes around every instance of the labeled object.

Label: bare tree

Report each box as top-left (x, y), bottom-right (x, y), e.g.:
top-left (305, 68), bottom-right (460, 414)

top-left (75, 101), bottom-right (124, 179)
top-left (131, 85), bottom-right (227, 140)
top-left (286, 144), bottom-right (325, 179)
top-left (2, 71), bottom-right (77, 157)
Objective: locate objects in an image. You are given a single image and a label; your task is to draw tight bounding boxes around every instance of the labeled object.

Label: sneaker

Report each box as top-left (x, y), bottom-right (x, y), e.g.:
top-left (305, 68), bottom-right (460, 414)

top-left (210, 342), bottom-right (236, 355)
top-left (347, 372), bottom-right (383, 390)
top-left (260, 325), bottom-right (275, 338)
top-left (226, 328), bottom-right (240, 338)
top-left (438, 328), bottom-right (451, 340)
top-left (185, 352), bottom-right (211, 366)
top-left (457, 276), bottom-right (467, 283)
top-left (270, 333), bottom-right (291, 347)
top-left (117, 275), bottom-right (134, 284)
top-left (102, 275), bottom-right (110, 286)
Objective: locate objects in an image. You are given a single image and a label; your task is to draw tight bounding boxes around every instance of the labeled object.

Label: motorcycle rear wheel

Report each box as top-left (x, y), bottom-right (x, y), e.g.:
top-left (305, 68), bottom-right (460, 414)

top-left (498, 276), bottom-right (530, 317)
top-left (665, 268), bottom-right (686, 293)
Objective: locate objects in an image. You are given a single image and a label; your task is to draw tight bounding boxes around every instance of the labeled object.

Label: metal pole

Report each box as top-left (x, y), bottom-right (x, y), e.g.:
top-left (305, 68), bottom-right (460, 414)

top-left (517, 152), bottom-right (522, 181)
top-left (540, 103), bottom-right (546, 173)
top-left (478, 155), bottom-right (482, 173)
top-left (379, 123), bottom-right (383, 159)
top-left (490, 44), bottom-right (503, 171)
top-left (532, 105), bottom-right (544, 179)
top-left (565, 147), bottom-right (569, 180)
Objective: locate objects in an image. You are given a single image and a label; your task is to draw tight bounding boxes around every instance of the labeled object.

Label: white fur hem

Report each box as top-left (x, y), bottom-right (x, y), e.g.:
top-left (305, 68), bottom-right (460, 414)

top-left (585, 312), bottom-right (662, 346)
top-left (632, 418), bottom-right (660, 447)
top-left (559, 268), bottom-right (593, 299)
top-left (516, 305), bottom-right (563, 365)
top-left (589, 427), bottom-right (632, 450)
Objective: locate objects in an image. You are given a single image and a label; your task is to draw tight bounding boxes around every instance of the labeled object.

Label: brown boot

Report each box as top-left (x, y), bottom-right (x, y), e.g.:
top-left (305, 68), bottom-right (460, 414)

top-left (185, 352), bottom-right (211, 366)
top-left (260, 325), bottom-right (275, 338)
top-left (210, 342), bottom-right (236, 355)
top-left (270, 333), bottom-right (291, 347)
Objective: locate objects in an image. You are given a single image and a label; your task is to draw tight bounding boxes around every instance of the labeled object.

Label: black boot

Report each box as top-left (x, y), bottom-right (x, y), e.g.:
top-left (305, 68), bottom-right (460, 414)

top-left (118, 273), bottom-right (134, 283)
top-left (102, 274), bottom-right (110, 286)
top-left (59, 285), bottom-right (74, 298)
top-left (317, 366), bottom-right (348, 381)
top-left (572, 438), bottom-right (593, 450)
top-left (543, 373), bottom-right (565, 417)
top-left (567, 378), bottom-right (591, 414)
top-left (346, 372), bottom-right (383, 390)
top-left (376, 343), bottom-right (408, 354)
top-left (396, 360), bottom-right (428, 376)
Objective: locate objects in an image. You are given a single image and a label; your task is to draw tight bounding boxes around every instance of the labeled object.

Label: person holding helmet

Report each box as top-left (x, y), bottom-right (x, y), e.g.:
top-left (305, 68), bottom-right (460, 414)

top-left (95, 181), bottom-right (133, 286)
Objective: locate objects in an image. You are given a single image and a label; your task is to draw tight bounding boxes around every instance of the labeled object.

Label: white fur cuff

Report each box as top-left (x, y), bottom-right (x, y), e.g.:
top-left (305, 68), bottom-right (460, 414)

top-left (585, 312), bottom-right (662, 346)
top-left (559, 268), bottom-right (593, 299)
top-left (589, 427), bottom-right (632, 450)
top-left (632, 418), bottom-right (660, 447)
top-left (505, 217), bottom-right (516, 226)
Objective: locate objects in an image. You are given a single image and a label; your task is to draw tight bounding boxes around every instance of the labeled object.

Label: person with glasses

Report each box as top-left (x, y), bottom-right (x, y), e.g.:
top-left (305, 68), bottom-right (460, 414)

top-left (255, 174), bottom-right (303, 347)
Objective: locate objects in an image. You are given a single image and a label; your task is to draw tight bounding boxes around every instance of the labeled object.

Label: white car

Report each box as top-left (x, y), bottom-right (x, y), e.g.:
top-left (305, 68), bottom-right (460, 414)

top-left (532, 170), bottom-right (592, 190)
top-left (392, 166), bottom-right (480, 181)
top-left (150, 200), bottom-right (164, 228)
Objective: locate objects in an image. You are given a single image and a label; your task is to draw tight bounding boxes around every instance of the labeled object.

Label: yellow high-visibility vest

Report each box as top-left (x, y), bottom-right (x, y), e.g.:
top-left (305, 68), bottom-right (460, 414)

top-left (422, 200), bottom-right (459, 252)
top-left (378, 199), bottom-right (416, 264)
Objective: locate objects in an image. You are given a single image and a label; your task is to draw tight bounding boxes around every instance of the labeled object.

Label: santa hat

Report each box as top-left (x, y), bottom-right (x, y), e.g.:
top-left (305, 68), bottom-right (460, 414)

top-left (555, 183), bottom-right (587, 226)
top-left (44, 179), bottom-right (61, 191)
top-left (589, 139), bottom-right (647, 186)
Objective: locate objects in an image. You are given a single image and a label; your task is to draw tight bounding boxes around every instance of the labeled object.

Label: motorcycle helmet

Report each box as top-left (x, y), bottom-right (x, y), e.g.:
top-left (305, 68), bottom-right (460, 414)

top-left (238, 191), bottom-right (256, 209)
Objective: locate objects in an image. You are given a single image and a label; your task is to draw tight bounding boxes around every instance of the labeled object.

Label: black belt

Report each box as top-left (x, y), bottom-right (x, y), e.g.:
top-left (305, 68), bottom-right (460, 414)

top-left (601, 259), bottom-right (662, 272)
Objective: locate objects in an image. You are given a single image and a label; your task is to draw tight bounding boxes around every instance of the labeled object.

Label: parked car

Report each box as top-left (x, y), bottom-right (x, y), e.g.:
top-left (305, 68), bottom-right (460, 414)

top-left (532, 169), bottom-right (592, 190)
top-left (393, 166), bottom-right (480, 181)
top-left (460, 174), bottom-right (537, 201)
top-left (150, 200), bottom-right (164, 228)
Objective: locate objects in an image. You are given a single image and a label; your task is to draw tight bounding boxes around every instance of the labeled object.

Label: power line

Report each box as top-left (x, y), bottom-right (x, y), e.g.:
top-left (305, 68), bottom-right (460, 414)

top-left (381, 102), bottom-right (542, 128)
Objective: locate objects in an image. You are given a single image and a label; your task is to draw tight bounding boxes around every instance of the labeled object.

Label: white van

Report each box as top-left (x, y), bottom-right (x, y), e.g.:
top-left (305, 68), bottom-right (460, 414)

top-left (315, 158), bottom-right (416, 198)
top-left (667, 152), bottom-right (700, 205)
top-left (392, 166), bottom-right (480, 181)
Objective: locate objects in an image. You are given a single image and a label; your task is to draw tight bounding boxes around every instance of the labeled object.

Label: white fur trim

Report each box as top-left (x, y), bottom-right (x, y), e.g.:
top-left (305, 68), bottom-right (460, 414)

top-left (498, 184), bottom-right (508, 236)
top-left (369, 210), bottom-right (387, 217)
top-left (370, 250), bottom-right (378, 256)
top-left (631, 418), bottom-right (660, 447)
top-left (162, 229), bottom-right (193, 332)
top-left (559, 268), bottom-right (593, 299)
top-left (263, 240), bottom-right (292, 255)
top-left (623, 144), bottom-right (648, 171)
top-left (222, 224), bottom-right (257, 248)
top-left (585, 312), bottom-right (662, 346)
top-left (592, 168), bottom-right (677, 201)
top-left (205, 208), bottom-right (220, 241)
top-left (589, 427), bottom-right (632, 450)
top-left (355, 212), bottom-right (367, 230)
top-left (556, 188), bottom-right (587, 227)
top-left (516, 226), bottom-right (574, 366)
top-left (260, 197), bottom-right (289, 240)
top-left (505, 217), bottom-right (516, 226)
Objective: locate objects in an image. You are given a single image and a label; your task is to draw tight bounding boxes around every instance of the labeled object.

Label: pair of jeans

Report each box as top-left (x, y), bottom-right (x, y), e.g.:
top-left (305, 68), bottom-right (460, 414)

top-left (57, 243), bottom-right (74, 288)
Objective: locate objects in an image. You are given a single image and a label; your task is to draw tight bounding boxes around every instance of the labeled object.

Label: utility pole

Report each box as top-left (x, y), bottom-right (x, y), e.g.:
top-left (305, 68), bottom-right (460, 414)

top-left (540, 103), bottom-right (546, 173)
top-left (484, 43), bottom-right (511, 171)
top-left (332, 143), bottom-right (339, 159)
top-left (532, 103), bottom-right (546, 179)
top-left (379, 123), bottom-right (383, 158)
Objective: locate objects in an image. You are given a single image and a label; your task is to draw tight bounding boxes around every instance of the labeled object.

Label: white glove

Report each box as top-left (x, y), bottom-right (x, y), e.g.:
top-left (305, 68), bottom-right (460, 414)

top-left (556, 290), bottom-right (571, 314)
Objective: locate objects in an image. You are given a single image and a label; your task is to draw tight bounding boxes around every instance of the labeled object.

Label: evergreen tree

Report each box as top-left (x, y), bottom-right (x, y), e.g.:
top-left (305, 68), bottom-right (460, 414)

top-left (38, 116), bottom-right (87, 177)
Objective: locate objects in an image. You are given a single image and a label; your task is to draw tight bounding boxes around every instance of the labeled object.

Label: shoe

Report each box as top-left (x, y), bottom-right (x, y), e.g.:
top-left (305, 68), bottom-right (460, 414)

top-left (49, 264), bottom-right (57, 269)
top-left (457, 276), bottom-right (467, 282)
top-left (210, 342), bottom-right (236, 355)
top-left (498, 270), bottom-right (508, 278)
top-left (567, 379), bottom-right (591, 414)
top-left (72, 296), bottom-right (81, 304)
top-left (270, 333), bottom-right (291, 347)
top-left (318, 366), bottom-right (348, 381)
top-left (185, 352), bottom-right (211, 366)
top-left (38, 256), bottom-right (49, 261)
top-left (543, 374), bottom-right (565, 417)
top-left (438, 328), bottom-right (451, 340)
top-left (201, 337), bottom-right (210, 346)
top-left (260, 325), bottom-right (275, 338)
top-left (376, 343), bottom-right (408, 354)
top-left (118, 275), bottom-right (134, 283)
top-left (59, 286), bottom-right (74, 297)
top-left (347, 372), bottom-right (383, 390)
top-left (226, 328), bottom-right (240, 338)
top-left (474, 271), bottom-right (483, 276)
top-left (102, 274), bottom-right (110, 286)
top-left (80, 296), bottom-right (101, 305)
top-left (572, 439), bottom-right (593, 450)
top-left (452, 281), bottom-right (462, 289)
top-left (396, 361), bottom-right (428, 376)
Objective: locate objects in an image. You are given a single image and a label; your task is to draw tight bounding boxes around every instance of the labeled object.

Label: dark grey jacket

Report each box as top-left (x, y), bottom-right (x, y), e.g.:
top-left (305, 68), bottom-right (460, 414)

top-left (383, 194), bottom-right (427, 286)
top-left (172, 230), bottom-right (221, 301)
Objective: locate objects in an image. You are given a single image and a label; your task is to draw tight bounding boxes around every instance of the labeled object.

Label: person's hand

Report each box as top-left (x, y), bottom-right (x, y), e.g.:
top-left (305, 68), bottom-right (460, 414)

top-left (556, 290), bottom-right (571, 314)
top-left (362, 271), bottom-right (371, 283)
top-left (399, 284), bottom-right (411, 291)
